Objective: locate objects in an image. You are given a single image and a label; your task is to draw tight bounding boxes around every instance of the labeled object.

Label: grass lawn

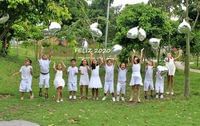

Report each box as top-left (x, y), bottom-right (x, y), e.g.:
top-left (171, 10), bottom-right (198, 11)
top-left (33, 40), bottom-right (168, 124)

top-left (0, 47), bottom-right (200, 126)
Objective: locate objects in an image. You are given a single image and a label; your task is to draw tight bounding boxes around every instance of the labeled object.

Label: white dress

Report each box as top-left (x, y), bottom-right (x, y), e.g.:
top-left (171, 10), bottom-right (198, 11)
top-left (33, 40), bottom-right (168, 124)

top-left (130, 64), bottom-right (143, 86)
top-left (89, 66), bottom-right (102, 88)
top-left (165, 57), bottom-right (176, 76)
top-left (79, 66), bottom-right (90, 86)
top-left (19, 65), bottom-right (33, 92)
top-left (117, 68), bottom-right (127, 95)
top-left (54, 70), bottom-right (65, 89)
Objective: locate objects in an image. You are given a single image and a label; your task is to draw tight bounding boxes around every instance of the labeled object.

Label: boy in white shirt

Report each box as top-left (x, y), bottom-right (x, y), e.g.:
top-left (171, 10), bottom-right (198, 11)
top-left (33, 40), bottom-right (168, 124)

top-left (67, 59), bottom-right (78, 100)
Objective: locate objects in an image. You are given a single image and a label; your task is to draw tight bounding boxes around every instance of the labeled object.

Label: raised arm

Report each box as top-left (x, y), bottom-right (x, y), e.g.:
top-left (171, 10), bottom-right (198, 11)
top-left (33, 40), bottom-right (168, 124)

top-left (53, 62), bottom-right (57, 72)
top-left (174, 49), bottom-right (182, 60)
top-left (89, 52), bottom-right (94, 65)
top-left (140, 48), bottom-right (144, 63)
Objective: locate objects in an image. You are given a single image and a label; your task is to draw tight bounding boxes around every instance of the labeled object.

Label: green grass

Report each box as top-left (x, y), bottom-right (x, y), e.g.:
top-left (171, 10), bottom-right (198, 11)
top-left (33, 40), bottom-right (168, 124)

top-left (0, 47), bottom-right (200, 126)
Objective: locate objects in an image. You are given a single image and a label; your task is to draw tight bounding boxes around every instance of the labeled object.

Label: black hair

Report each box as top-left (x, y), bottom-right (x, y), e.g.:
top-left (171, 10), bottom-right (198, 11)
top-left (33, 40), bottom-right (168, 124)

top-left (26, 57), bottom-right (32, 65)
top-left (71, 58), bottom-right (76, 62)
top-left (80, 59), bottom-right (88, 66)
top-left (119, 62), bottom-right (126, 68)
top-left (91, 60), bottom-right (98, 70)
top-left (133, 56), bottom-right (140, 64)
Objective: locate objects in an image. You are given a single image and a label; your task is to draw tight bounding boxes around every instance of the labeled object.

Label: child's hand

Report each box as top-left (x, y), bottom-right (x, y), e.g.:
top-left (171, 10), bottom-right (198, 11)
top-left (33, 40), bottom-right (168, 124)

top-left (132, 49), bottom-right (136, 54)
top-left (141, 48), bottom-right (144, 52)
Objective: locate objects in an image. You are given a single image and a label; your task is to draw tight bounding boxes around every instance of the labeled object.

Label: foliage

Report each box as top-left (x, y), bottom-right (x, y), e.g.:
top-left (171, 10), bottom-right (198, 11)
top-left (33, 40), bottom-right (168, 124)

top-left (114, 4), bottom-right (173, 62)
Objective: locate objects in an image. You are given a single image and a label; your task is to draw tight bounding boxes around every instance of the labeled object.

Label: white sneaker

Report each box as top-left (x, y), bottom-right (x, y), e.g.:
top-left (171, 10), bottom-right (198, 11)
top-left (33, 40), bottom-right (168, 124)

top-left (73, 96), bottom-right (76, 100)
top-left (160, 95), bottom-right (164, 99)
top-left (56, 100), bottom-right (60, 103)
top-left (60, 99), bottom-right (63, 102)
top-left (166, 92), bottom-right (170, 95)
top-left (30, 94), bottom-right (34, 99)
top-left (112, 97), bottom-right (116, 102)
top-left (121, 97), bottom-right (125, 101)
top-left (69, 95), bottom-right (72, 99)
top-left (116, 96), bottom-right (120, 101)
top-left (171, 92), bottom-right (174, 95)
top-left (102, 96), bottom-right (107, 101)
top-left (156, 95), bottom-right (159, 99)
top-left (20, 97), bottom-right (24, 100)
top-left (96, 97), bottom-right (99, 100)
top-left (129, 98), bottom-right (133, 102)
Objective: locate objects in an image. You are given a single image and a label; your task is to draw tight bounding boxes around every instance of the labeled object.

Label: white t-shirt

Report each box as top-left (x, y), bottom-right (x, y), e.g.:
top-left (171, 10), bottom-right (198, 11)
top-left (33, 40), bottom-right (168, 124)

top-left (67, 66), bottom-right (78, 83)
top-left (118, 68), bottom-right (127, 83)
top-left (20, 65), bottom-right (32, 80)
top-left (79, 66), bottom-right (89, 75)
top-left (39, 59), bottom-right (50, 73)
top-left (105, 65), bottom-right (114, 82)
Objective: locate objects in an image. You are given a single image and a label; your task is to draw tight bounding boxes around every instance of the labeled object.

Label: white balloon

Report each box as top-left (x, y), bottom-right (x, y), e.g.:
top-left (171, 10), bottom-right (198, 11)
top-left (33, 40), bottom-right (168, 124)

top-left (127, 26), bottom-right (139, 39)
top-left (157, 65), bottom-right (168, 72)
top-left (0, 14), bottom-right (9, 24)
top-left (178, 19), bottom-right (191, 34)
top-left (43, 28), bottom-right (49, 35)
top-left (82, 39), bottom-right (88, 49)
top-left (138, 28), bottom-right (146, 41)
top-left (149, 38), bottom-right (161, 49)
top-left (90, 27), bottom-right (103, 38)
top-left (111, 44), bottom-right (123, 55)
top-left (49, 22), bottom-right (61, 32)
top-left (90, 22), bottom-right (99, 29)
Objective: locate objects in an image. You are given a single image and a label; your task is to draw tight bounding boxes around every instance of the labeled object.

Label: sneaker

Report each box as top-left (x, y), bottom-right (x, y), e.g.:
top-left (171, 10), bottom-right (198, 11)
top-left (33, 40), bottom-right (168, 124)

top-left (112, 97), bottom-right (116, 102)
top-left (160, 95), bottom-right (164, 99)
top-left (102, 96), bottom-right (107, 101)
top-left (69, 95), bottom-right (72, 100)
top-left (60, 99), bottom-right (63, 102)
top-left (30, 94), bottom-right (34, 99)
top-left (96, 97), bottom-right (99, 100)
top-left (116, 96), bottom-right (120, 102)
top-left (56, 100), bottom-right (60, 103)
top-left (20, 97), bottom-right (24, 100)
top-left (171, 92), bottom-right (174, 95)
top-left (166, 92), bottom-right (170, 95)
top-left (156, 95), bottom-right (159, 99)
top-left (121, 97), bottom-right (125, 102)
top-left (137, 98), bottom-right (141, 103)
top-left (129, 98), bottom-right (133, 102)
top-left (73, 96), bottom-right (77, 100)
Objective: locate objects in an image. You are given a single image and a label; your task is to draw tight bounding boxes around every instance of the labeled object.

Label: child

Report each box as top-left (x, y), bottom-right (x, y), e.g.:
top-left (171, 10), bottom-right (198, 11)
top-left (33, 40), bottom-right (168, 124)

top-left (155, 66), bottom-right (167, 99)
top-left (89, 53), bottom-right (102, 100)
top-left (67, 59), bottom-right (78, 100)
top-left (116, 62), bottom-right (127, 102)
top-left (53, 62), bottom-right (66, 102)
top-left (79, 59), bottom-right (90, 99)
top-left (165, 52), bottom-right (181, 95)
top-left (144, 60), bottom-right (154, 99)
top-left (129, 48), bottom-right (144, 103)
top-left (38, 49), bottom-right (51, 99)
top-left (13, 59), bottom-right (34, 100)
top-left (102, 58), bottom-right (115, 102)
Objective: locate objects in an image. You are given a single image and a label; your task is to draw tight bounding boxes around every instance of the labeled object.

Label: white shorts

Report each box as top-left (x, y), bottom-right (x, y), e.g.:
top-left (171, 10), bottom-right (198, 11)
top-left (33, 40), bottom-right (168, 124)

top-left (130, 76), bottom-right (143, 86)
top-left (104, 81), bottom-right (114, 93)
top-left (19, 79), bottom-right (32, 92)
top-left (117, 82), bottom-right (126, 95)
top-left (39, 74), bottom-right (50, 88)
top-left (68, 82), bottom-right (77, 91)
top-left (155, 82), bottom-right (164, 93)
top-left (144, 80), bottom-right (154, 91)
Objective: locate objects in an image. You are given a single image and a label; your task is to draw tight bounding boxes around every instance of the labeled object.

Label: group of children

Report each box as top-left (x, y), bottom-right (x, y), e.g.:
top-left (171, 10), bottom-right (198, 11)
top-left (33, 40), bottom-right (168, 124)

top-left (15, 49), bottom-right (178, 103)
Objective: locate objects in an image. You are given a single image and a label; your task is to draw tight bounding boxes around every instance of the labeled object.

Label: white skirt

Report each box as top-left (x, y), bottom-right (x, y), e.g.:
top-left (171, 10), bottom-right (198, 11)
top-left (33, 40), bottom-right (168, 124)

top-left (130, 75), bottom-right (143, 86)
top-left (89, 76), bottom-right (102, 88)
top-left (19, 78), bottom-right (32, 92)
top-left (54, 78), bottom-right (65, 89)
top-left (167, 64), bottom-right (176, 76)
top-left (80, 75), bottom-right (90, 86)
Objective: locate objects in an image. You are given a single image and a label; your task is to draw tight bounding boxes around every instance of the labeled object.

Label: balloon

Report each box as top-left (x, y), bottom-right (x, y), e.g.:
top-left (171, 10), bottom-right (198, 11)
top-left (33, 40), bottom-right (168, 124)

top-left (111, 44), bottom-right (123, 55)
top-left (127, 26), bottom-right (139, 39)
top-left (138, 28), bottom-right (146, 41)
top-left (49, 22), bottom-right (61, 32)
top-left (82, 39), bottom-right (88, 49)
top-left (149, 38), bottom-right (161, 49)
top-left (43, 28), bottom-right (49, 35)
top-left (157, 65), bottom-right (168, 72)
top-left (90, 22), bottom-right (103, 38)
top-left (178, 19), bottom-right (191, 34)
top-left (0, 14), bottom-right (9, 24)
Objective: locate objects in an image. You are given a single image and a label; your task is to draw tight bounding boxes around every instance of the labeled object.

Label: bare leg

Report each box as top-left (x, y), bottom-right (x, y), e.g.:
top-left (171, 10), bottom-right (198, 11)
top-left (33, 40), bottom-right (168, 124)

top-left (171, 76), bottom-right (174, 94)
top-left (57, 88), bottom-right (60, 101)
top-left (137, 85), bottom-right (141, 103)
top-left (45, 88), bottom-right (48, 99)
top-left (144, 91), bottom-right (148, 99)
top-left (85, 85), bottom-right (88, 98)
top-left (96, 88), bottom-right (99, 99)
top-left (111, 93), bottom-right (115, 97)
top-left (167, 75), bottom-right (170, 94)
top-left (129, 86), bottom-right (134, 101)
top-left (92, 88), bottom-right (95, 99)
top-left (80, 85), bottom-right (83, 98)
top-left (20, 92), bottom-right (24, 100)
top-left (39, 88), bottom-right (42, 97)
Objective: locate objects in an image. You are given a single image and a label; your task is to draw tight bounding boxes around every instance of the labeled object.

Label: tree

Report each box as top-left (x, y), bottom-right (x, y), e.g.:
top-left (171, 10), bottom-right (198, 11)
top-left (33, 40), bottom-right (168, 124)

top-left (0, 0), bottom-right (71, 56)
top-left (114, 4), bottom-right (172, 63)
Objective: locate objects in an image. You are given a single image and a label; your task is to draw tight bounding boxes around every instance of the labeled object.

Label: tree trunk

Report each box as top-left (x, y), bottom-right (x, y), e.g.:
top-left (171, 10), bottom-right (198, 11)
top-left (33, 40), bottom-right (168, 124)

top-left (184, 0), bottom-right (190, 98)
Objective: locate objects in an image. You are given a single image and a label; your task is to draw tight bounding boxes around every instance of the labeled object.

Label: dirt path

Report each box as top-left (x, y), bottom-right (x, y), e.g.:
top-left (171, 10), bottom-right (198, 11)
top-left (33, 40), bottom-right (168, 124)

top-left (175, 61), bottom-right (200, 73)
top-left (0, 120), bottom-right (39, 126)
